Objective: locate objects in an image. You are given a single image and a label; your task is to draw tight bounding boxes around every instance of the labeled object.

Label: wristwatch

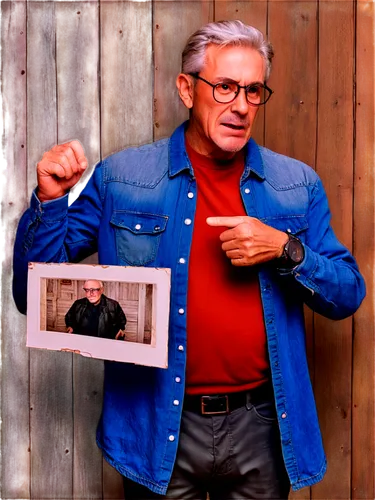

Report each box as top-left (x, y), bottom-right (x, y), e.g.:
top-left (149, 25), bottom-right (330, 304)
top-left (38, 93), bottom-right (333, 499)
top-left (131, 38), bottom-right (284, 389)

top-left (276, 232), bottom-right (305, 272)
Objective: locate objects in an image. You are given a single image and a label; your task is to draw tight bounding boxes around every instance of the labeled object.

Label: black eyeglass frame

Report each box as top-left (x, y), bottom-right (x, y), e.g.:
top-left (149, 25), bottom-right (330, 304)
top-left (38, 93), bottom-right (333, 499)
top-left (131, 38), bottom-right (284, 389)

top-left (83, 287), bottom-right (101, 294)
top-left (189, 73), bottom-right (274, 106)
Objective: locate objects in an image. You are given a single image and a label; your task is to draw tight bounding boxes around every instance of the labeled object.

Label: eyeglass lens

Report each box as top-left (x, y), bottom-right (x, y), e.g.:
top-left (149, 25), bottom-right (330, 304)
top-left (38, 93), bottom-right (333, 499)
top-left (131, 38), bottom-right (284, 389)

top-left (83, 288), bottom-right (100, 293)
top-left (214, 82), bottom-right (270, 105)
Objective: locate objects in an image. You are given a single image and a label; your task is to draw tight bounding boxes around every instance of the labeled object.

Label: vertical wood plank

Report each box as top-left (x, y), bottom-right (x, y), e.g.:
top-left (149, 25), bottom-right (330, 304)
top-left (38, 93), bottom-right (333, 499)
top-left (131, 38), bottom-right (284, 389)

top-left (153, 0), bottom-right (214, 140)
top-left (56, 1), bottom-right (100, 168)
top-left (55, 2), bottom-right (103, 498)
top-left (266, 5), bottom-right (317, 499)
top-left (101, 0), bottom-right (153, 157)
top-left (73, 357), bottom-right (104, 500)
top-left (214, 0), bottom-right (267, 145)
top-left (137, 284), bottom-right (146, 343)
top-left (100, 2), bottom-right (153, 496)
top-left (312, 2), bottom-right (354, 499)
top-left (266, 1), bottom-right (318, 166)
top-left (27, 3), bottom-right (74, 499)
top-left (352, 2), bottom-right (375, 499)
top-left (103, 459), bottom-right (124, 500)
top-left (40, 279), bottom-right (47, 330)
top-left (1, 2), bottom-right (30, 499)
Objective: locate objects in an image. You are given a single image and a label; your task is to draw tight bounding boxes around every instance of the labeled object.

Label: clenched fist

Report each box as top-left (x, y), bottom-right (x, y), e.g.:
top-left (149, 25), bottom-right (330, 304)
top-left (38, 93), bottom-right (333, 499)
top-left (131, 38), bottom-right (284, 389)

top-left (37, 140), bottom-right (88, 202)
top-left (206, 216), bottom-right (288, 267)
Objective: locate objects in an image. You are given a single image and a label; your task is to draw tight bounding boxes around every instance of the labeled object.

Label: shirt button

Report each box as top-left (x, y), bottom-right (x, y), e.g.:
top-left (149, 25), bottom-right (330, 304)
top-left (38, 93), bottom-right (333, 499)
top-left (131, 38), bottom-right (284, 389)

top-left (154, 225), bottom-right (160, 231)
top-left (187, 192), bottom-right (194, 199)
top-left (178, 308), bottom-right (185, 315)
top-left (135, 224), bottom-right (141, 230)
top-left (173, 400), bottom-right (179, 406)
top-left (184, 218), bottom-right (192, 225)
top-left (179, 258), bottom-right (186, 264)
top-left (178, 345), bottom-right (184, 352)
top-left (175, 377), bottom-right (181, 383)
top-left (281, 412), bottom-right (287, 419)
top-left (168, 435), bottom-right (175, 442)
top-left (244, 188), bottom-right (250, 194)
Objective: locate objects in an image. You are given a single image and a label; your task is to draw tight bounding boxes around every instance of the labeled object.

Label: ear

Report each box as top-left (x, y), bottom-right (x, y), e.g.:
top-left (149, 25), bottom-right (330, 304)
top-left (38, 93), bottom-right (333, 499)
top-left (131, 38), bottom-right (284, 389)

top-left (176, 73), bottom-right (194, 109)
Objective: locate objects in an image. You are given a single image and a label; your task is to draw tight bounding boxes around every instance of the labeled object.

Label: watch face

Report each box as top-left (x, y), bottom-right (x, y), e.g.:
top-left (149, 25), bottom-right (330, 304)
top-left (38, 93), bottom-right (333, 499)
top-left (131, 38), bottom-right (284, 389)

top-left (287, 239), bottom-right (304, 263)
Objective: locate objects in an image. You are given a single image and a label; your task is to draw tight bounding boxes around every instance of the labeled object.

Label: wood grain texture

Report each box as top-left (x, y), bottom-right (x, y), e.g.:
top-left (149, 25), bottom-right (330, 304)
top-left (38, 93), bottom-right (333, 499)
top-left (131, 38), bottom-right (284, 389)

top-left (100, 4), bottom-right (153, 494)
top-left (137, 284), bottom-right (146, 343)
top-left (1, 2), bottom-right (30, 499)
top-left (54, 2), bottom-right (103, 498)
top-left (312, 2), bottom-right (354, 499)
top-left (214, 0), bottom-right (267, 145)
top-left (73, 357), bottom-right (104, 500)
top-left (266, 6), bottom-right (317, 499)
top-left (103, 458), bottom-right (124, 500)
top-left (100, 0), bottom-right (153, 157)
top-left (352, 2), bottom-right (375, 499)
top-left (153, 0), bottom-right (214, 140)
top-left (266, 1), bottom-right (318, 166)
top-left (27, 3), bottom-right (74, 499)
top-left (56, 1), bottom-right (101, 167)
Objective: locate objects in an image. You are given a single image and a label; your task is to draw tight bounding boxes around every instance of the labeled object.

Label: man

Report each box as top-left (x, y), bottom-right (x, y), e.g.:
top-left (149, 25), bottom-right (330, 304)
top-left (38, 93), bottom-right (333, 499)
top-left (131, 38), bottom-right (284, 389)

top-left (13, 20), bottom-right (365, 499)
top-left (65, 279), bottom-right (127, 340)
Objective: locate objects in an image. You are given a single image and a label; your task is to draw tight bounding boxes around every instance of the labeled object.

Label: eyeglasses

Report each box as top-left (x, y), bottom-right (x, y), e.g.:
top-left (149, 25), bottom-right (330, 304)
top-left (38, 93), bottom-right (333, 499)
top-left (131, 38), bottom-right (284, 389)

top-left (190, 74), bottom-right (273, 106)
top-left (83, 288), bottom-right (101, 294)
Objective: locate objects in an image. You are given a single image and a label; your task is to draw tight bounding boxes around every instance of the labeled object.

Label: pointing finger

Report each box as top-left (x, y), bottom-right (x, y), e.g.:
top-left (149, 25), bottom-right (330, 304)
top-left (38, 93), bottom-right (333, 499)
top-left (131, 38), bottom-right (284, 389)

top-left (206, 216), bottom-right (249, 228)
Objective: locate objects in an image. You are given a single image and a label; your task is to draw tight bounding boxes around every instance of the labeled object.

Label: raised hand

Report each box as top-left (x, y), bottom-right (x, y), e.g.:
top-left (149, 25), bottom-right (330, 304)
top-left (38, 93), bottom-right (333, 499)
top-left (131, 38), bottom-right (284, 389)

top-left (37, 140), bottom-right (88, 202)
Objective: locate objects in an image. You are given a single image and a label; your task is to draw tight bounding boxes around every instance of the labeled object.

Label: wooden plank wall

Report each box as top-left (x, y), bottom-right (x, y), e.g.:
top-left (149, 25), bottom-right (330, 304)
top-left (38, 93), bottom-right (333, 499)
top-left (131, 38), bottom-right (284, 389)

top-left (1, 1), bottom-right (374, 499)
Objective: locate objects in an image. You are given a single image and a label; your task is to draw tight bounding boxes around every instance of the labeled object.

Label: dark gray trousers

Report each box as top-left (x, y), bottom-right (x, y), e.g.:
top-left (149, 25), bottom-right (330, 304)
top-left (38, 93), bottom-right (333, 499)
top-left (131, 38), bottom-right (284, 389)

top-left (123, 397), bottom-right (290, 499)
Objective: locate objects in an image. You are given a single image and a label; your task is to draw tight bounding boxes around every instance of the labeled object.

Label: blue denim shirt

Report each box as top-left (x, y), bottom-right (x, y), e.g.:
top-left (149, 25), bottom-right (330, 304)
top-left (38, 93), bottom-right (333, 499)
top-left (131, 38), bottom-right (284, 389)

top-left (13, 122), bottom-right (365, 493)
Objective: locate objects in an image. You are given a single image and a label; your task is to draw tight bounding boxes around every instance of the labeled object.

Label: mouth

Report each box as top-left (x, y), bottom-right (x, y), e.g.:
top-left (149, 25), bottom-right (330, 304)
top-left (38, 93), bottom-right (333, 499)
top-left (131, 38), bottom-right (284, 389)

top-left (222, 123), bottom-right (246, 130)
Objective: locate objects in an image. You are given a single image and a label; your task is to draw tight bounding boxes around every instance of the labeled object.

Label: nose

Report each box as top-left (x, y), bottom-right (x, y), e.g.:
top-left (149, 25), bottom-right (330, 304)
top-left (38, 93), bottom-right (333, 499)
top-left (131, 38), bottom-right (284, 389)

top-left (230, 87), bottom-right (250, 115)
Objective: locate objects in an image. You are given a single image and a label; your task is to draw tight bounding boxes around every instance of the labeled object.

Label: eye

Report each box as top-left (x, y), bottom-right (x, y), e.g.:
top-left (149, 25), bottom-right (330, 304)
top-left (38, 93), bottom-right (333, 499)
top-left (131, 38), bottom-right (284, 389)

top-left (215, 82), bottom-right (236, 94)
top-left (246, 84), bottom-right (262, 96)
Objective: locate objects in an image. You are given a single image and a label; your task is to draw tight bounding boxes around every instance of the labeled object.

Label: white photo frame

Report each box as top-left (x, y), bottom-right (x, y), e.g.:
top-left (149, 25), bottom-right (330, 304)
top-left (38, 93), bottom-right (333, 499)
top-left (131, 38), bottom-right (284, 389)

top-left (27, 262), bottom-right (171, 368)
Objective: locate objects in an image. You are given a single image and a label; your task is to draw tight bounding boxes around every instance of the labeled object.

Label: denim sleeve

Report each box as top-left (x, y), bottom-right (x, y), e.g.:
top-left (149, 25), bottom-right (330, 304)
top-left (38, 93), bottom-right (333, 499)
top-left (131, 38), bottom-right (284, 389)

top-left (290, 177), bottom-right (366, 320)
top-left (13, 163), bottom-right (105, 314)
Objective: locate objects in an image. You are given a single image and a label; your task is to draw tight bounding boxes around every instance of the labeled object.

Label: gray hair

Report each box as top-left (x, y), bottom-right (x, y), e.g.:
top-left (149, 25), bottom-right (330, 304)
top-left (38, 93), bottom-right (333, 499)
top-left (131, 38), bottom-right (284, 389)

top-left (84, 279), bottom-right (104, 288)
top-left (182, 20), bottom-right (274, 81)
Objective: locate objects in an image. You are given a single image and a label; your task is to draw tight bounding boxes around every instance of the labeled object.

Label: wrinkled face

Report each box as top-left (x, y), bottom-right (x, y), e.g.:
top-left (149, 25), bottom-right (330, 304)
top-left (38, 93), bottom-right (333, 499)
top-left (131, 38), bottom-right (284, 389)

top-left (188, 44), bottom-right (265, 158)
top-left (83, 280), bottom-right (103, 305)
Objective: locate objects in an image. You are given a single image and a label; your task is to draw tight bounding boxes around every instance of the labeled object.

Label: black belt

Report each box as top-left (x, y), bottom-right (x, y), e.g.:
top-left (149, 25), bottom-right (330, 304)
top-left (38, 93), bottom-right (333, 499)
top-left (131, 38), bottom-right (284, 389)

top-left (183, 382), bottom-right (273, 415)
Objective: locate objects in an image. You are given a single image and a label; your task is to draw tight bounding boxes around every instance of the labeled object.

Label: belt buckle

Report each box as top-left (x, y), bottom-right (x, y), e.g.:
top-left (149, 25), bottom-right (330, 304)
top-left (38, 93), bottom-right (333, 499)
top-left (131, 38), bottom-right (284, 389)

top-left (201, 395), bottom-right (229, 415)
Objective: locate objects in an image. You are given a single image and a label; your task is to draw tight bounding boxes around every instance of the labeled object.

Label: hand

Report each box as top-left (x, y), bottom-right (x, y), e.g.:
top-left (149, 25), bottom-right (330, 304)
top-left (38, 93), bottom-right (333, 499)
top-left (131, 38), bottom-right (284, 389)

top-left (37, 140), bottom-right (88, 202)
top-left (66, 327), bottom-right (73, 334)
top-left (206, 216), bottom-right (289, 267)
top-left (115, 329), bottom-right (126, 340)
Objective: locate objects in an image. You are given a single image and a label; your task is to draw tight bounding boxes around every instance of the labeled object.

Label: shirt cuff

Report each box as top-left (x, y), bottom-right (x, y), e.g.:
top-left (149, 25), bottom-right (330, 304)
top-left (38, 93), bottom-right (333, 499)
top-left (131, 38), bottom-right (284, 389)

top-left (290, 244), bottom-right (319, 294)
top-left (31, 189), bottom-right (70, 222)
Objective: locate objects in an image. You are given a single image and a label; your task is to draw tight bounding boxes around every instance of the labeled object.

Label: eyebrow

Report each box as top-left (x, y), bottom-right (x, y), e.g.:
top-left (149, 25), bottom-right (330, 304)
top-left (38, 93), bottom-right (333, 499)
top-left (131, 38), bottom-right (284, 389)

top-left (213, 76), bottom-right (264, 85)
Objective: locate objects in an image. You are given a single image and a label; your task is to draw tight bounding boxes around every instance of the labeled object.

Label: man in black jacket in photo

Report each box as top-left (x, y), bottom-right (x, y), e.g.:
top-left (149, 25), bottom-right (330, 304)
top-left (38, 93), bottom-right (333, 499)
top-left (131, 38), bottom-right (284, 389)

top-left (65, 280), bottom-right (127, 340)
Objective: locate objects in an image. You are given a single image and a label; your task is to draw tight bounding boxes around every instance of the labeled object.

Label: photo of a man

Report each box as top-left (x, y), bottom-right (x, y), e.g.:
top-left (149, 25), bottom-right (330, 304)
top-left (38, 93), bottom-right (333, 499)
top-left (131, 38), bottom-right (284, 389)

top-left (65, 279), bottom-right (127, 340)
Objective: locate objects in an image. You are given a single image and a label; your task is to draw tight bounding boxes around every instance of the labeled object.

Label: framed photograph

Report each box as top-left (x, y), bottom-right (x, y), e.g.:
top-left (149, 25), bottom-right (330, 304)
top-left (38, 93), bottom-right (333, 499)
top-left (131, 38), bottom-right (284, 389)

top-left (27, 262), bottom-right (171, 368)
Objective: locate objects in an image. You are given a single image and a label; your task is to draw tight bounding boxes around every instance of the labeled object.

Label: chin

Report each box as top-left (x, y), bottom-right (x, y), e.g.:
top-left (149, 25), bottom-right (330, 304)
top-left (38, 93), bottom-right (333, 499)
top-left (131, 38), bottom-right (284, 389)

top-left (215, 137), bottom-right (248, 153)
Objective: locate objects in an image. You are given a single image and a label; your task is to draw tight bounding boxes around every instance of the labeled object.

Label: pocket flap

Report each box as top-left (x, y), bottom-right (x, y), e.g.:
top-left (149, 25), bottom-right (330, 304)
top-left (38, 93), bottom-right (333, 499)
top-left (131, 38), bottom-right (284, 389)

top-left (110, 211), bottom-right (168, 235)
top-left (262, 216), bottom-right (308, 235)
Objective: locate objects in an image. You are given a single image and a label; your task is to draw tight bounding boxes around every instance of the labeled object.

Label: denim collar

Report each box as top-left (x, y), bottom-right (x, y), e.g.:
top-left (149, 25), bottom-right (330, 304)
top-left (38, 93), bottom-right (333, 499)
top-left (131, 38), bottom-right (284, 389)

top-left (168, 121), bottom-right (265, 180)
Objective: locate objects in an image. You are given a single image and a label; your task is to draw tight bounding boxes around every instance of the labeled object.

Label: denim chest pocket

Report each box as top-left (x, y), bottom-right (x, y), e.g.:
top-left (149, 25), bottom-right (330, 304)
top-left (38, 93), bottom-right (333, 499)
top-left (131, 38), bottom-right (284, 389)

top-left (261, 216), bottom-right (308, 243)
top-left (110, 211), bottom-right (168, 266)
